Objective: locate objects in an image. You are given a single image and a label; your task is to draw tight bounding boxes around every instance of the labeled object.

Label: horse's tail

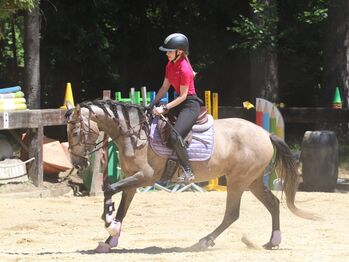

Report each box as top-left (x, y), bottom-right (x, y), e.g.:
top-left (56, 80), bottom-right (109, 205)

top-left (270, 134), bottom-right (318, 220)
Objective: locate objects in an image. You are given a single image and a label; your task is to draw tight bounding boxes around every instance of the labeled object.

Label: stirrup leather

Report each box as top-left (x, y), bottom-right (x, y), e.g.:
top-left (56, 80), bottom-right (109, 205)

top-left (161, 158), bottom-right (179, 181)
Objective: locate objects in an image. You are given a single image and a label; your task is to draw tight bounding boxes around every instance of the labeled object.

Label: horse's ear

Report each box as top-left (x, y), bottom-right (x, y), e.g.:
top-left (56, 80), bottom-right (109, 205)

top-left (70, 104), bottom-right (81, 119)
top-left (75, 104), bottom-right (81, 115)
top-left (66, 100), bottom-right (74, 110)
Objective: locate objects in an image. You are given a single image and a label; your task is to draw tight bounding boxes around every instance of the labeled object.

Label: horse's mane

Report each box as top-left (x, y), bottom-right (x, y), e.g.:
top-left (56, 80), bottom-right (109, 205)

top-left (65, 99), bottom-right (147, 121)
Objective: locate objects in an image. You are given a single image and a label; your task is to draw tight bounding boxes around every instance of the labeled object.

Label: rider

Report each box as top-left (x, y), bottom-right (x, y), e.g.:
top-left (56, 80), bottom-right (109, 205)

top-left (151, 33), bottom-right (203, 183)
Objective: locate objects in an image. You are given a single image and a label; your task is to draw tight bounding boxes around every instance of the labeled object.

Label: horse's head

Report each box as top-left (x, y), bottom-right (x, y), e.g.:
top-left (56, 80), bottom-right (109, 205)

top-left (65, 103), bottom-right (100, 170)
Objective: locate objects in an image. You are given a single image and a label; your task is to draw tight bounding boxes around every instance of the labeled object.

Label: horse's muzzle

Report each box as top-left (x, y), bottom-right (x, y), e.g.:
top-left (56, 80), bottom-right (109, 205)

top-left (73, 164), bottom-right (83, 170)
top-left (72, 159), bottom-right (90, 170)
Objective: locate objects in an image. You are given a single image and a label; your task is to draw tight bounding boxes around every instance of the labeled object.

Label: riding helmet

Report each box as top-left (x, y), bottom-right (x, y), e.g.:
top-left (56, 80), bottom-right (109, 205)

top-left (159, 33), bottom-right (189, 54)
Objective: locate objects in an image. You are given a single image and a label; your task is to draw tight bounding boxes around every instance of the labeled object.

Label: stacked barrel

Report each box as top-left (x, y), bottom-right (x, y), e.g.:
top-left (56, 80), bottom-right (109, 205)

top-left (0, 86), bottom-right (27, 111)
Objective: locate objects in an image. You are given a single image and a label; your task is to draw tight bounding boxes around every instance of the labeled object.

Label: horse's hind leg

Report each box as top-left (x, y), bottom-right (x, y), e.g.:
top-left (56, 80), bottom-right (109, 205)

top-left (249, 177), bottom-right (281, 249)
top-left (195, 183), bottom-right (244, 250)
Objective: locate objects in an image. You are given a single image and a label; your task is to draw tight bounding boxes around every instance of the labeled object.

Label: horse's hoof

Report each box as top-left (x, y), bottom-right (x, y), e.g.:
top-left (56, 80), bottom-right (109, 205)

top-left (95, 242), bottom-right (111, 253)
top-left (106, 235), bottom-right (119, 248)
top-left (262, 242), bottom-right (279, 250)
top-left (263, 230), bottom-right (281, 250)
top-left (198, 236), bottom-right (215, 250)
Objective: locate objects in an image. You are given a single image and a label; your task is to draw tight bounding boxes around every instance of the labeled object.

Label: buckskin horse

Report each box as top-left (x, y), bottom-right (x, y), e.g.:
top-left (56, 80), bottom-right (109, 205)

top-left (65, 99), bottom-right (314, 253)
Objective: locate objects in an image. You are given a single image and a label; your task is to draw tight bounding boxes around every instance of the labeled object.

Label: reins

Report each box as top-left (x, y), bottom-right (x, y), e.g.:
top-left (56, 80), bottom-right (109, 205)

top-left (67, 101), bottom-right (150, 160)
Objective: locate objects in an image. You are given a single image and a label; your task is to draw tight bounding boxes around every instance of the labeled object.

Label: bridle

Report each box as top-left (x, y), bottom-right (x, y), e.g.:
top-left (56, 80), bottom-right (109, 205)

top-left (67, 103), bottom-right (151, 165)
top-left (67, 110), bottom-right (102, 164)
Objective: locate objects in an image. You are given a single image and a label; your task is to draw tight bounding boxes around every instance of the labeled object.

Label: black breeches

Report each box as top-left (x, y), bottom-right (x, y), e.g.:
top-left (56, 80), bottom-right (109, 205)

top-left (167, 97), bottom-right (201, 147)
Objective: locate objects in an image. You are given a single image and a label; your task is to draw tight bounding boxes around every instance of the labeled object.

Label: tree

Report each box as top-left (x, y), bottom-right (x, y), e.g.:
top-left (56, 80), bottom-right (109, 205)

top-left (323, 1), bottom-right (349, 107)
top-left (24, 4), bottom-right (40, 109)
top-left (0, 0), bottom-right (36, 21)
top-left (0, 0), bottom-right (40, 108)
top-left (249, 0), bottom-right (278, 101)
top-left (228, 0), bottom-right (279, 102)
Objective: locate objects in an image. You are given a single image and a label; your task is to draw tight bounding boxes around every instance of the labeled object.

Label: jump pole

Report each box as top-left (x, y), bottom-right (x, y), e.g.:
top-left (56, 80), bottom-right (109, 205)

top-left (204, 91), bottom-right (226, 191)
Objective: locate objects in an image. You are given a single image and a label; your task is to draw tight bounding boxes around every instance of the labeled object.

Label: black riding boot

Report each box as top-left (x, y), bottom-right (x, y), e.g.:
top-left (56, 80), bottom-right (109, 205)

top-left (173, 136), bottom-right (195, 184)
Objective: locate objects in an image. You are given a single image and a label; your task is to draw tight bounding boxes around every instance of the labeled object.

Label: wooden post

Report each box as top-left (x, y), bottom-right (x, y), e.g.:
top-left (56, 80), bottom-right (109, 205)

top-left (101, 90), bottom-right (111, 188)
top-left (27, 124), bottom-right (44, 186)
top-left (89, 90), bottom-right (111, 196)
top-left (89, 142), bottom-right (103, 196)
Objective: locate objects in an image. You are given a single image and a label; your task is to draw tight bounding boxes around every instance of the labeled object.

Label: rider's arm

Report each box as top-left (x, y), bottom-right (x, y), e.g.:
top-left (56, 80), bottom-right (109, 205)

top-left (153, 85), bottom-right (188, 115)
top-left (152, 78), bottom-right (171, 106)
top-left (165, 85), bottom-right (188, 110)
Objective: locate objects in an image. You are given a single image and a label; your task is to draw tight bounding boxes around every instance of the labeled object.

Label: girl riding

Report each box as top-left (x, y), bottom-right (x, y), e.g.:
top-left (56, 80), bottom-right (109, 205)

top-left (151, 33), bottom-right (203, 184)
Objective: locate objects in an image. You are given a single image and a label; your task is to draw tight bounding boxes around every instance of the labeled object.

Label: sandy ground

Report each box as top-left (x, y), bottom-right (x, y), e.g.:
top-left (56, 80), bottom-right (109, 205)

top-left (0, 189), bottom-right (348, 262)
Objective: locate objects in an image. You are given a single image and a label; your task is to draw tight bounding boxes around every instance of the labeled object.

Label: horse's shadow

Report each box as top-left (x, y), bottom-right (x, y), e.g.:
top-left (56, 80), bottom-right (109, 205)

top-left (1, 245), bottom-right (205, 258)
top-left (80, 243), bottom-right (206, 255)
top-left (1, 243), bottom-right (291, 257)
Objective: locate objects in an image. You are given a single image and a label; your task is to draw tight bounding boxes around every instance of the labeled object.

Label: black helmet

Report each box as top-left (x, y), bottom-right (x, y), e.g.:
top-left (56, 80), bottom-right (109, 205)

top-left (159, 33), bottom-right (189, 54)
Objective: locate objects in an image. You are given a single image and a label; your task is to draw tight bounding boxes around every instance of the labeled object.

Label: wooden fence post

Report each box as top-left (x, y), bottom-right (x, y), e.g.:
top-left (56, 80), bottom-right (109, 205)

top-left (89, 90), bottom-right (111, 196)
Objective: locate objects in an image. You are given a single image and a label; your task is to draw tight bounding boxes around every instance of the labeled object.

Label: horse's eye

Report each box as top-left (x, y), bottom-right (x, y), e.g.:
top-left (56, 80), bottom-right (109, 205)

top-left (72, 128), bottom-right (80, 136)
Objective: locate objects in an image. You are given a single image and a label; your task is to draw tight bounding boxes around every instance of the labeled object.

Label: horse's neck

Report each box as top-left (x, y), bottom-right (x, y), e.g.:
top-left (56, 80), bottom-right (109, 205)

top-left (84, 104), bottom-right (148, 158)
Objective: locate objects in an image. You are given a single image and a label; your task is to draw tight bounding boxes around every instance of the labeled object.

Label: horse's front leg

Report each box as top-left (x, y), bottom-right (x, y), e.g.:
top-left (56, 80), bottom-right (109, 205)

top-left (96, 168), bottom-right (155, 253)
top-left (96, 188), bottom-right (137, 253)
top-left (103, 168), bottom-right (156, 196)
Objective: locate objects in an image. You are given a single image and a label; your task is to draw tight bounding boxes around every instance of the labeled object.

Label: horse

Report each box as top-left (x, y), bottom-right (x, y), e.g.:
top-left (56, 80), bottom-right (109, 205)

top-left (65, 99), bottom-right (315, 253)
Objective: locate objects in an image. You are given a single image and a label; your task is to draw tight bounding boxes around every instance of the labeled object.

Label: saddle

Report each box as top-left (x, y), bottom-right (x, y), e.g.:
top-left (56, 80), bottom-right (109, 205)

top-left (157, 106), bottom-right (208, 145)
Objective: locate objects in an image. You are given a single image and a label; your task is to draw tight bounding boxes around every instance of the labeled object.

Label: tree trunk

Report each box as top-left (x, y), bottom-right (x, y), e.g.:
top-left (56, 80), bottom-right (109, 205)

top-left (11, 16), bottom-right (18, 82)
top-left (250, 47), bottom-right (278, 101)
top-left (345, 27), bottom-right (349, 107)
top-left (323, 1), bottom-right (349, 108)
top-left (250, 0), bottom-right (279, 102)
top-left (24, 6), bottom-right (40, 109)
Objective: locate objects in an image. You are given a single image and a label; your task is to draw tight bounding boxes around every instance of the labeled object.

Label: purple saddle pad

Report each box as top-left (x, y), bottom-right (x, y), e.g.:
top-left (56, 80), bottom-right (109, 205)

top-left (149, 115), bottom-right (214, 161)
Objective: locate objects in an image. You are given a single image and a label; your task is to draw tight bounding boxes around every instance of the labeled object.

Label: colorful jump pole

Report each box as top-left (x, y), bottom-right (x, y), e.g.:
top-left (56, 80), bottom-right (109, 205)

top-left (205, 90), bottom-right (226, 192)
top-left (115, 87), bottom-right (156, 105)
top-left (256, 98), bottom-right (285, 189)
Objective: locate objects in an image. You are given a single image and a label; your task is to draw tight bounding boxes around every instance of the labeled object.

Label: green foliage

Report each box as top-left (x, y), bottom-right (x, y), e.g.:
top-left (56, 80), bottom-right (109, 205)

top-left (0, 0), bottom-right (38, 41)
top-left (0, 17), bottom-right (24, 65)
top-left (0, 0), bottom-right (340, 110)
top-left (228, 0), bottom-right (328, 51)
top-left (228, 0), bottom-right (278, 50)
top-left (0, 0), bottom-right (37, 19)
top-left (297, 1), bottom-right (328, 24)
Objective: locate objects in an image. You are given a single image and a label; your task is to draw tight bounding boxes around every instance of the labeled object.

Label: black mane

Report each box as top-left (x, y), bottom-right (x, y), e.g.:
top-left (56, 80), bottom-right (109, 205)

top-left (79, 99), bottom-right (148, 124)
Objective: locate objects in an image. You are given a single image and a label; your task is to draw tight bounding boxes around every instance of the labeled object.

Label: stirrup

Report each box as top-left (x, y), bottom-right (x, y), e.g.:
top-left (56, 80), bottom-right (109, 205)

top-left (177, 169), bottom-right (195, 184)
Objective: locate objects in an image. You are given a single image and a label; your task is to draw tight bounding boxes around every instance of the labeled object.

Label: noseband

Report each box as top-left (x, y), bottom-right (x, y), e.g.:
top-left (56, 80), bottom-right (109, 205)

top-left (67, 111), bottom-right (101, 162)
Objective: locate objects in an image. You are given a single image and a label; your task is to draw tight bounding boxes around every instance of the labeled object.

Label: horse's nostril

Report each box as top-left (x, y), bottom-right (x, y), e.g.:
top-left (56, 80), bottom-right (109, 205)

top-left (73, 164), bottom-right (81, 170)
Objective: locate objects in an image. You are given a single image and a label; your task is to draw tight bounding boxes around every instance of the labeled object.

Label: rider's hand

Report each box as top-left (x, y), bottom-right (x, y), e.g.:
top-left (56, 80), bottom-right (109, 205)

top-left (153, 106), bottom-right (165, 115)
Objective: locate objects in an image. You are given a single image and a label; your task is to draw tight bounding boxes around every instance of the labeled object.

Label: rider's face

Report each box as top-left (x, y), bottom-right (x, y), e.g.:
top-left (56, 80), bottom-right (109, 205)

top-left (166, 50), bottom-right (183, 62)
top-left (166, 50), bottom-right (176, 61)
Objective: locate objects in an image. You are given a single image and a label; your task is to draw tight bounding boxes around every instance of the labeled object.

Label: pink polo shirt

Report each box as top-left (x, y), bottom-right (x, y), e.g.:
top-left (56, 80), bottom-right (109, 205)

top-left (165, 57), bottom-right (196, 96)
